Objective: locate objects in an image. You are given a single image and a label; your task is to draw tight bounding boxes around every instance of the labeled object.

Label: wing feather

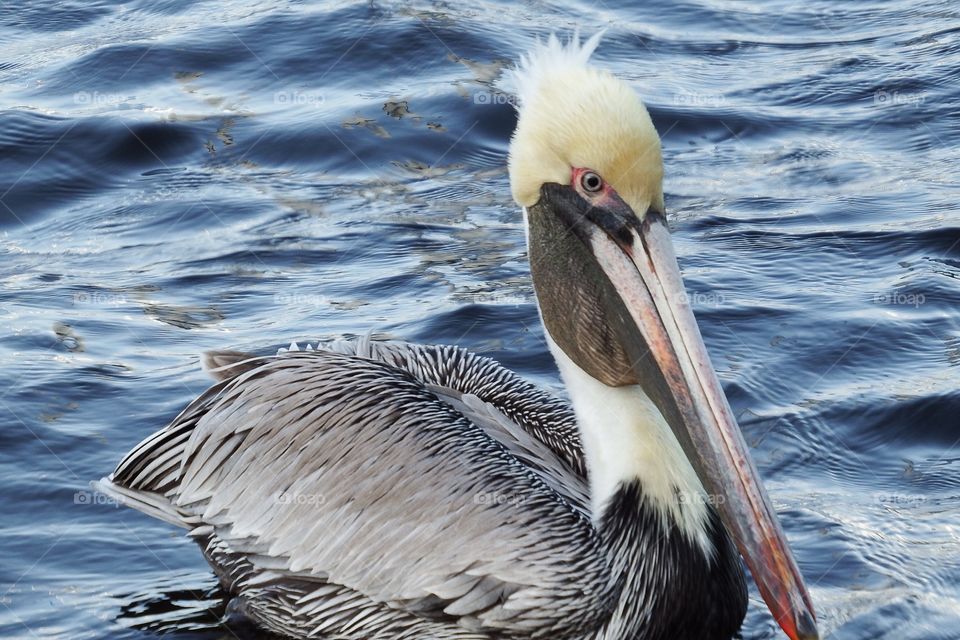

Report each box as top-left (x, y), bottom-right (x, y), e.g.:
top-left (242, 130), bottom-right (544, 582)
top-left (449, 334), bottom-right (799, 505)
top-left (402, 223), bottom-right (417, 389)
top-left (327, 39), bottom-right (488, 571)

top-left (104, 343), bottom-right (610, 639)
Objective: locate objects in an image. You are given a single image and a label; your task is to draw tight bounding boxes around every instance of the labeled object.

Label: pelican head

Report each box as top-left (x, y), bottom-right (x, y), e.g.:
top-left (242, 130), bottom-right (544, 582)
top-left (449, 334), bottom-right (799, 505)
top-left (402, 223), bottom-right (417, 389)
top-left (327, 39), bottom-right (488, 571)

top-left (508, 34), bottom-right (818, 640)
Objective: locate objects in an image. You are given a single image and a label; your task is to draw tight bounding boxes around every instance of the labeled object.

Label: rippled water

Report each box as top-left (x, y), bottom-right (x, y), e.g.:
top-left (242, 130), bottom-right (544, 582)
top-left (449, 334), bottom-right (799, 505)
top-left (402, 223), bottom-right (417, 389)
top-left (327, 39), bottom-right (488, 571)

top-left (2, 1), bottom-right (959, 638)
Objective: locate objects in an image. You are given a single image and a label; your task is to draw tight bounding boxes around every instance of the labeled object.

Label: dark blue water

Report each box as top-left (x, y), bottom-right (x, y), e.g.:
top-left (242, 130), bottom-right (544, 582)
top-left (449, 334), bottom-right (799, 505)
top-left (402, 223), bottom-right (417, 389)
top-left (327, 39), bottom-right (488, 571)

top-left (2, 1), bottom-right (959, 638)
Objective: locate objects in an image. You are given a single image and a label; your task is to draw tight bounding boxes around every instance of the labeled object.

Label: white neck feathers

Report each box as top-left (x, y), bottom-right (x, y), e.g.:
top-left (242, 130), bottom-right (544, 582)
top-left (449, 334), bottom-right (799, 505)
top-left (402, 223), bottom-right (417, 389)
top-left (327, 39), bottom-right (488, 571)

top-left (547, 335), bottom-right (714, 556)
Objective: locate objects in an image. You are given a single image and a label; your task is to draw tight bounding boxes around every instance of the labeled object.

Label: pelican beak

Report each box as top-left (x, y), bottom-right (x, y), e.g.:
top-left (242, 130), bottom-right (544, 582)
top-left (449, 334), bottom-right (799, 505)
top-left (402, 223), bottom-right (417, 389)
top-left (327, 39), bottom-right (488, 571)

top-left (528, 183), bottom-right (819, 640)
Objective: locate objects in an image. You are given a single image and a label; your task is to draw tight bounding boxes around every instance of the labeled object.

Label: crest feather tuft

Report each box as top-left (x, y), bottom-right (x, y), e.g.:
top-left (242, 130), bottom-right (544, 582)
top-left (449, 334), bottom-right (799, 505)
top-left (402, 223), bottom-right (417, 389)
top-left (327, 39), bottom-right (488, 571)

top-left (509, 31), bottom-right (605, 109)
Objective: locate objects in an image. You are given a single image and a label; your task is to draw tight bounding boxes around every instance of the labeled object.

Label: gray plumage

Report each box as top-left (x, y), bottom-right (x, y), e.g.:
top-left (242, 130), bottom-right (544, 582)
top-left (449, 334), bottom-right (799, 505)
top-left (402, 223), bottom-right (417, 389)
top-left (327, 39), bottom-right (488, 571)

top-left (99, 339), bottom-right (607, 638)
top-left (97, 338), bottom-right (746, 639)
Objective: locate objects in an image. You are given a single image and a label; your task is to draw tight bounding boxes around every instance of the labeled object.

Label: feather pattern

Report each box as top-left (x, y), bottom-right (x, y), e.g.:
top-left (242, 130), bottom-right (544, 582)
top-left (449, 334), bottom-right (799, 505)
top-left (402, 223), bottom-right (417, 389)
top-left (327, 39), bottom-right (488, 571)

top-left (98, 339), bottom-right (747, 639)
top-left (101, 341), bottom-right (612, 639)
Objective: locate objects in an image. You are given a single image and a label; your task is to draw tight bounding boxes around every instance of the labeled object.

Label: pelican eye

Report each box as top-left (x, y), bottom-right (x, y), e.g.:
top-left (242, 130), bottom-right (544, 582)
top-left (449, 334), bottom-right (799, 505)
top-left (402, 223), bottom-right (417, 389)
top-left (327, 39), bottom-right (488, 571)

top-left (580, 171), bottom-right (603, 193)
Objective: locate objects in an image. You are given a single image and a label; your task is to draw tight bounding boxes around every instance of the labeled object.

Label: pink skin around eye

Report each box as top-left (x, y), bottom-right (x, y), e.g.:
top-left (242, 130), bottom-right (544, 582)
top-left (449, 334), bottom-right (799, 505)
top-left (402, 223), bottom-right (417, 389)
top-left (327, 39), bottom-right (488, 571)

top-left (571, 167), bottom-right (619, 206)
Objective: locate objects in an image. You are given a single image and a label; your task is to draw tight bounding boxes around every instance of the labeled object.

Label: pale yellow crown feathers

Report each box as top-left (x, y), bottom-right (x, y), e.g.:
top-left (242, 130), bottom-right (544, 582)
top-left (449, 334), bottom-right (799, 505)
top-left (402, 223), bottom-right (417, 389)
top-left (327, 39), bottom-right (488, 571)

top-left (507, 33), bottom-right (664, 216)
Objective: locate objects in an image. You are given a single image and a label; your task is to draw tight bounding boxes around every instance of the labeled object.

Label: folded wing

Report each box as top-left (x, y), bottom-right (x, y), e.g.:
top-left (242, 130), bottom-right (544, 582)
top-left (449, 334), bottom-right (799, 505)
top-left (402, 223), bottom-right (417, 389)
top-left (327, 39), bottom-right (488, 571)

top-left (98, 344), bottom-right (610, 639)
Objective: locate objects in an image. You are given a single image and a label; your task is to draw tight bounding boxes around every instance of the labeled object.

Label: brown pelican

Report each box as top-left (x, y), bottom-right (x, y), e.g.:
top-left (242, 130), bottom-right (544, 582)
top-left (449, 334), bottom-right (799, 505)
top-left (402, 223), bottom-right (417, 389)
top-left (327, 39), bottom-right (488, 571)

top-left (96, 34), bottom-right (818, 640)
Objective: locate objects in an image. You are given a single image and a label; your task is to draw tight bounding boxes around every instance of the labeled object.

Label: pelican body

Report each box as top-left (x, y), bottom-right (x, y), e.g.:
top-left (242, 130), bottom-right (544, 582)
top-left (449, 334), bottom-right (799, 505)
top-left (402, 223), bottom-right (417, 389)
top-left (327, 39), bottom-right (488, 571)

top-left (97, 35), bottom-right (818, 640)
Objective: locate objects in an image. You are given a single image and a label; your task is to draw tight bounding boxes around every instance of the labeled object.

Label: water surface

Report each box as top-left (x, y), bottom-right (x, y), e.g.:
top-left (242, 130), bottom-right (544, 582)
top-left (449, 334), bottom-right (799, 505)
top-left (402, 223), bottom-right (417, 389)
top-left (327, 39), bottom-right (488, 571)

top-left (1, 1), bottom-right (959, 638)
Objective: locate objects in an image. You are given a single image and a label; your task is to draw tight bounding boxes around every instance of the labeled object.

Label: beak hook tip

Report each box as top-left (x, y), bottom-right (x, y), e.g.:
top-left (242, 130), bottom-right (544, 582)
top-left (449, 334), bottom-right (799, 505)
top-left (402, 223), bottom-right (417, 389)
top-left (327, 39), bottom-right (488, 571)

top-left (793, 607), bottom-right (819, 640)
